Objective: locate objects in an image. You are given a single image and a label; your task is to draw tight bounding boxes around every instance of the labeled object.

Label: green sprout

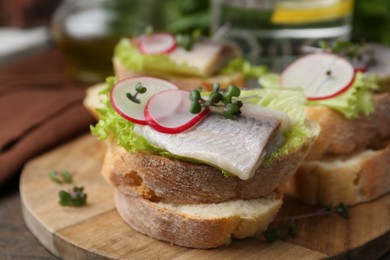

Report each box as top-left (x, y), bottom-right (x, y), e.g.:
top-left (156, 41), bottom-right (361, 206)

top-left (263, 204), bottom-right (349, 242)
top-left (49, 170), bottom-right (72, 184)
top-left (176, 29), bottom-right (202, 51)
top-left (318, 40), bottom-right (376, 68)
top-left (189, 83), bottom-right (242, 119)
top-left (126, 82), bottom-right (147, 104)
top-left (263, 228), bottom-right (281, 243)
top-left (58, 186), bottom-right (87, 207)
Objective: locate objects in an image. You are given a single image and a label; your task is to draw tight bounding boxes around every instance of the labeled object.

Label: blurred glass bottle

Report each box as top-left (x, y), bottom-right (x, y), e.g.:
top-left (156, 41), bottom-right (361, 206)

top-left (51, 0), bottom-right (210, 84)
top-left (51, 0), bottom-right (159, 84)
top-left (352, 0), bottom-right (390, 45)
top-left (211, 0), bottom-right (354, 72)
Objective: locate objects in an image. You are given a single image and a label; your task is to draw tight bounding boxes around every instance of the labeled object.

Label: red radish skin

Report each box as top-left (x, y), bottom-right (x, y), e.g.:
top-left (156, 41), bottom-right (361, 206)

top-left (281, 53), bottom-right (355, 101)
top-left (355, 67), bottom-right (367, 73)
top-left (144, 89), bottom-right (209, 134)
top-left (306, 77), bottom-right (355, 101)
top-left (138, 33), bottom-right (177, 55)
top-left (110, 76), bottom-right (178, 125)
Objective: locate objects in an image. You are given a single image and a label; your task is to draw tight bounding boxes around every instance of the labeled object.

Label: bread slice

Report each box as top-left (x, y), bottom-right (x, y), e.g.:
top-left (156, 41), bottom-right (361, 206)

top-left (115, 189), bottom-right (282, 249)
top-left (113, 57), bottom-right (246, 91)
top-left (83, 83), bottom-right (106, 119)
top-left (305, 92), bottom-right (390, 160)
top-left (102, 123), bottom-right (318, 204)
top-left (283, 140), bottom-right (390, 206)
top-left (283, 91), bottom-right (390, 206)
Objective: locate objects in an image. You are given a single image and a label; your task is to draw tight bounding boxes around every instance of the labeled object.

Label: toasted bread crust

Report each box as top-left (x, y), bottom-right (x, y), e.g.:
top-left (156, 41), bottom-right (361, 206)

top-left (305, 92), bottom-right (390, 160)
top-left (284, 140), bottom-right (390, 205)
top-left (102, 121), bottom-right (318, 204)
top-left (115, 189), bottom-right (282, 249)
top-left (113, 57), bottom-right (246, 91)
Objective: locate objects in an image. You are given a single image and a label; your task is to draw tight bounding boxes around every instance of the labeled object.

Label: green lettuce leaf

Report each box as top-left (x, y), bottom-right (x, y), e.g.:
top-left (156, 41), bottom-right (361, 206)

top-left (309, 72), bottom-right (379, 118)
top-left (219, 58), bottom-right (268, 79)
top-left (114, 38), bottom-right (205, 77)
top-left (258, 72), bottom-right (380, 118)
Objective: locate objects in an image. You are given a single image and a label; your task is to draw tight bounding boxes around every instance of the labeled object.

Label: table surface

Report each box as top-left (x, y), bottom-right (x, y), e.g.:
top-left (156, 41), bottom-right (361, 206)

top-left (0, 175), bottom-right (56, 259)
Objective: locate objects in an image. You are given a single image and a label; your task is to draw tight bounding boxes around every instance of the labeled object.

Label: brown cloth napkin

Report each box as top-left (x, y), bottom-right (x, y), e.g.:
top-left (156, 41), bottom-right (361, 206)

top-left (0, 48), bottom-right (96, 184)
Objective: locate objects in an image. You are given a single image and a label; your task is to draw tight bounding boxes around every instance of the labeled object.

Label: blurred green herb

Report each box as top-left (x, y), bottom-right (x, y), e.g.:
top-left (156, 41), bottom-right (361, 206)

top-left (319, 40), bottom-right (360, 60)
top-left (126, 82), bottom-right (147, 104)
top-left (49, 170), bottom-right (72, 184)
top-left (49, 170), bottom-right (87, 207)
top-left (263, 228), bottom-right (281, 243)
top-left (189, 83), bottom-right (243, 119)
top-left (318, 40), bottom-right (376, 69)
top-left (175, 29), bottom-right (202, 51)
top-left (263, 203), bottom-right (349, 242)
top-left (102, 0), bottom-right (210, 37)
top-left (59, 187), bottom-right (87, 207)
top-left (287, 221), bottom-right (297, 238)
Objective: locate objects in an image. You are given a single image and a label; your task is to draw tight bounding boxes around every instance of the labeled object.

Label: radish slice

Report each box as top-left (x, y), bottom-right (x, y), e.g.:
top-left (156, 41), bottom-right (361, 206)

top-left (111, 76), bottom-right (178, 125)
top-left (138, 33), bottom-right (177, 54)
top-left (145, 89), bottom-right (209, 134)
top-left (281, 53), bottom-right (355, 100)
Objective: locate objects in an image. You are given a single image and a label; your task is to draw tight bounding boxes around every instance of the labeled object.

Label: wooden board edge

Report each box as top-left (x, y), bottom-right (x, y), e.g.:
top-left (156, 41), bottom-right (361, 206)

top-left (330, 230), bottom-right (390, 259)
top-left (21, 200), bottom-right (58, 256)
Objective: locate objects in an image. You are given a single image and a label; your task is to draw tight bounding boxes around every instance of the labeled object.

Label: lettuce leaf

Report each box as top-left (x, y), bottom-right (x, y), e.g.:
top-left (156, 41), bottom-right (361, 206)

top-left (114, 38), bottom-right (205, 77)
top-left (219, 58), bottom-right (268, 79)
top-left (309, 72), bottom-right (379, 118)
top-left (259, 72), bottom-right (380, 118)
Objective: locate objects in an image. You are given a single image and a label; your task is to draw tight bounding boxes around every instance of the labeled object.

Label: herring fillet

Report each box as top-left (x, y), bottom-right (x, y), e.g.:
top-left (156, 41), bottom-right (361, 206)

top-left (134, 107), bottom-right (281, 180)
top-left (168, 39), bottom-right (239, 77)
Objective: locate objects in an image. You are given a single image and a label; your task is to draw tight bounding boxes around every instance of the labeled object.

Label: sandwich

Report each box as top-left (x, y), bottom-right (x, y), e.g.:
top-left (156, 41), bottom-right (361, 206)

top-left (112, 32), bottom-right (267, 91)
top-left (259, 45), bottom-right (390, 206)
top-left (84, 76), bottom-right (319, 248)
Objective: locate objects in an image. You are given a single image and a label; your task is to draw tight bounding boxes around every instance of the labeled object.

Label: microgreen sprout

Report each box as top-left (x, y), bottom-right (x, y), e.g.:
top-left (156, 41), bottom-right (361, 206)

top-left (176, 29), bottom-right (201, 51)
top-left (319, 40), bottom-right (359, 60)
top-left (287, 221), bottom-right (297, 238)
top-left (49, 170), bottom-right (72, 184)
top-left (318, 40), bottom-right (376, 68)
top-left (58, 186), bottom-right (87, 207)
top-left (126, 82), bottom-right (147, 104)
top-left (189, 83), bottom-right (243, 119)
top-left (263, 203), bottom-right (349, 242)
top-left (263, 228), bottom-right (281, 243)
top-left (49, 170), bottom-right (87, 207)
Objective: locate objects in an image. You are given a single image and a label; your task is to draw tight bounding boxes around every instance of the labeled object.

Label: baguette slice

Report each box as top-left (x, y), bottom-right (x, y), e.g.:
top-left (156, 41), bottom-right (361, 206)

top-left (102, 128), bottom-right (318, 204)
top-left (283, 140), bottom-right (390, 206)
top-left (83, 83), bottom-right (106, 119)
top-left (115, 189), bottom-right (282, 249)
top-left (305, 92), bottom-right (390, 160)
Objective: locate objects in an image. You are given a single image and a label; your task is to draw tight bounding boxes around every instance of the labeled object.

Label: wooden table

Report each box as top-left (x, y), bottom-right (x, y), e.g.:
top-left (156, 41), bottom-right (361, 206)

top-left (0, 175), bottom-right (56, 259)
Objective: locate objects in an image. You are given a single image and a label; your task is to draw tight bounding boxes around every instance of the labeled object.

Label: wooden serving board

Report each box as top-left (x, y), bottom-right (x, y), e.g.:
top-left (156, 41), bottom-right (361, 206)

top-left (20, 134), bottom-right (390, 259)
